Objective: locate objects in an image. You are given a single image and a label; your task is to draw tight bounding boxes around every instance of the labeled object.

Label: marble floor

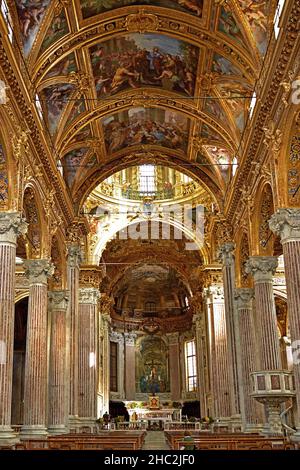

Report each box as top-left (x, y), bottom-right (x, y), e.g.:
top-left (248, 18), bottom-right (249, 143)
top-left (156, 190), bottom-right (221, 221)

top-left (142, 431), bottom-right (170, 450)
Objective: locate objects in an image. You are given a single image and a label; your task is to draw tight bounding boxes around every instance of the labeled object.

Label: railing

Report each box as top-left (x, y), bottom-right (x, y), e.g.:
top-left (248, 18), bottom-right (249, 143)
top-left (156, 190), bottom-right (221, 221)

top-left (110, 421), bottom-right (147, 431)
top-left (280, 402), bottom-right (296, 440)
top-left (121, 189), bottom-right (175, 201)
top-left (164, 421), bottom-right (201, 431)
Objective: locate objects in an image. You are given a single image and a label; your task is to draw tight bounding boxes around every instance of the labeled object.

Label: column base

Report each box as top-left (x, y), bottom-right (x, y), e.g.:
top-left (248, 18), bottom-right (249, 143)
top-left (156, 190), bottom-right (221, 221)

top-left (68, 415), bottom-right (80, 433)
top-left (77, 417), bottom-right (97, 433)
top-left (47, 425), bottom-right (68, 435)
top-left (230, 414), bottom-right (242, 432)
top-left (244, 423), bottom-right (263, 433)
top-left (20, 425), bottom-right (48, 440)
top-left (0, 427), bottom-right (19, 448)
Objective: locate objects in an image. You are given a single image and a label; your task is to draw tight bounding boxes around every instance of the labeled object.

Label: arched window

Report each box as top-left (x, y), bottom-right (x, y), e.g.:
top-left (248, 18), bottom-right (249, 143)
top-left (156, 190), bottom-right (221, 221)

top-left (185, 340), bottom-right (197, 392)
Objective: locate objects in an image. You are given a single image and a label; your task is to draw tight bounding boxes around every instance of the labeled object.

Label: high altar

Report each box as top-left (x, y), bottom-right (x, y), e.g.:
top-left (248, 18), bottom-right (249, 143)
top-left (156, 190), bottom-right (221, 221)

top-left (126, 397), bottom-right (181, 429)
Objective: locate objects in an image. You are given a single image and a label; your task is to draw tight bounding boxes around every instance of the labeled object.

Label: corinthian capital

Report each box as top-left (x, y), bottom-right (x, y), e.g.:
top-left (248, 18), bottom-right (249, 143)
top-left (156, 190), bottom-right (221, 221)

top-left (269, 208), bottom-right (300, 243)
top-left (24, 259), bottom-right (55, 284)
top-left (79, 287), bottom-right (99, 305)
top-left (0, 212), bottom-right (28, 244)
top-left (234, 288), bottom-right (254, 309)
top-left (48, 290), bottom-right (69, 311)
top-left (218, 242), bottom-right (235, 266)
top-left (245, 256), bottom-right (278, 283)
top-left (67, 245), bottom-right (82, 268)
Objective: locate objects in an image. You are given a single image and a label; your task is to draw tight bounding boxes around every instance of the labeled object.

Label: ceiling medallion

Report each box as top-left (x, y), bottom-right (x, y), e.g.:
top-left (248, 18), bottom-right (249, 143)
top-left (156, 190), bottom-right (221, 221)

top-left (143, 319), bottom-right (160, 335)
top-left (125, 10), bottom-right (159, 33)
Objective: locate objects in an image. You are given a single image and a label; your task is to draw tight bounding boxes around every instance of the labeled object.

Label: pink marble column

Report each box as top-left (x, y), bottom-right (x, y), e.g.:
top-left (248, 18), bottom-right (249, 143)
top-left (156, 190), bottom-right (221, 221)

top-left (78, 288), bottom-right (98, 426)
top-left (270, 208), bottom-right (300, 436)
top-left (67, 245), bottom-right (81, 425)
top-left (207, 287), bottom-right (231, 422)
top-left (21, 259), bottom-right (54, 439)
top-left (219, 243), bottom-right (241, 420)
top-left (245, 257), bottom-right (281, 370)
top-left (0, 213), bottom-right (27, 446)
top-left (102, 314), bottom-right (111, 415)
top-left (235, 288), bottom-right (263, 432)
top-left (167, 333), bottom-right (181, 401)
top-left (193, 314), bottom-right (208, 417)
top-left (125, 333), bottom-right (136, 401)
top-left (48, 291), bottom-right (69, 435)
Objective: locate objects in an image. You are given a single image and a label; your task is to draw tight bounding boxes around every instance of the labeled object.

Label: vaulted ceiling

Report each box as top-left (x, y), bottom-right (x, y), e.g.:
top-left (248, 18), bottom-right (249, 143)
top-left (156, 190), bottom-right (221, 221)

top-left (12, 0), bottom-right (276, 210)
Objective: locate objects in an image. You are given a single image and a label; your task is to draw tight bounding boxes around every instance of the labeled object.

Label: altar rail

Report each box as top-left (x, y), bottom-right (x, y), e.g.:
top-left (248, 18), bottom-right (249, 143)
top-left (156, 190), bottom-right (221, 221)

top-left (164, 421), bottom-right (201, 431)
top-left (110, 421), bottom-right (148, 431)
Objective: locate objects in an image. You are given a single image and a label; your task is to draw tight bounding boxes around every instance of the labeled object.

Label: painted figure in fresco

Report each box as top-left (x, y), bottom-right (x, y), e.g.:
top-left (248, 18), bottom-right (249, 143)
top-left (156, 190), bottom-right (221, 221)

top-left (177, 0), bottom-right (202, 16)
top-left (90, 34), bottom-right (198, 97)
top-left (239, 0), bottom-right (267, 31)
top-left (17, 1), bottom-right (49, 38)
top-left (103, 108), bottom-right (188, 153)
top-left (81, 0), bottom-right (203, 19)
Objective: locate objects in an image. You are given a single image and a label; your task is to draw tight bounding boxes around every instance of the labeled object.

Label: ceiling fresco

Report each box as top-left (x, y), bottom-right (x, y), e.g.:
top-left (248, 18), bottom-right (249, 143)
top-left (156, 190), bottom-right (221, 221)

top-left (102, 107), bottom-right (190, 153)
top-left (80, 0), bottom-right (204, 19)
top-left (89, 33), bottom-right (199, 98)
top-left (10, 0), bottom-right (276, 207)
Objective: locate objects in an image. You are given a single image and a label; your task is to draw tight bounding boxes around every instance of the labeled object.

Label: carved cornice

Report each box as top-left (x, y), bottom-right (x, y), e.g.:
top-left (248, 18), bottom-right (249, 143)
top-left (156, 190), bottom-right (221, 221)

top-left (0, 212), bottom-right (28, 244)
top-left (99, 294), bottom-right (114, 315)
top-left (269, 208), bottom-right (300, 243)
top-left (48, 290), bottom-right (69, 311)
top-left (79, 266), bottom-right (103, 288)
top-left (0, 41), bottom-right (73, 226)
top-left (23, 259), bottom-right (55, 285)
top-left (234, 288), bottom-right (254, 310)
top-left (227, 0), bottom-right (300, 220)
top-left (245, 256), bottom-right (278, 283)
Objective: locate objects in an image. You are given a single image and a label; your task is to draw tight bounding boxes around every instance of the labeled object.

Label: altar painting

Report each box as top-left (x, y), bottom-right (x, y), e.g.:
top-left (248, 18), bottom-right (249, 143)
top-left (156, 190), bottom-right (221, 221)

top-left (136, 336), bottom-right (170, 393)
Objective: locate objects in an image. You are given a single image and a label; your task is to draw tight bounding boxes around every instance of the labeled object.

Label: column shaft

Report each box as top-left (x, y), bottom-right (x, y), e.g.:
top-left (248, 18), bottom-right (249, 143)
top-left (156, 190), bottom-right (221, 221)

top-left (0, 213), bottom-right (27, 445)
top-left (168, 334), bottom-right (181, 401)
top-left (48, 292), bottom-right (69, 434)
top-left (21, 259), bottom-right (54, 438)
top-left (78, 289), bottom-right (98, 423)
top-left (125, 334), bottom-right (136, 401)
top-left (245, 257), bottom-right (281, 370)
top-left (235, 289), bottom-right (263, 431)
top-left (67, 246), bottom-right (81, 421)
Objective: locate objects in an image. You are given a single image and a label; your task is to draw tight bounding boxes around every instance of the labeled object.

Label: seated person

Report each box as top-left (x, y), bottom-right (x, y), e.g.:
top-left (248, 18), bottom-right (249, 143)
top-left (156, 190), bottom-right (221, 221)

top-left (181, 431), bottom-right (195, 450)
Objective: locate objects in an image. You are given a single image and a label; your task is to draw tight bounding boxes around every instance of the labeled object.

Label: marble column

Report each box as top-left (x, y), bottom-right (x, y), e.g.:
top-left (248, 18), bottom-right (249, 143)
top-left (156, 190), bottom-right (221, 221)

top-left (78, 288), bottom-right (99, 426)
top-left (193, 314), bottom-right (208, 417)
top-left (167, 333), bottom-right (181, 401)
top-left (207, 286), bottom-right (231, 422)
top-left (235, 288), bottom-right (263, 432)
top-left (21, 259), bottom-right (54, 439)
top-left (67, 245), bottom-right (81, 425)
top-left (219, 243), bottom-right (241, 421)
top-left (102, 314), bottom-right (111, 415)
top-left (270, 208), bottom-right (300, 436)
top-left (245, 257), bottom-right (281, 370)
top-left (48, 291), bottom-right (69, 435)
top-left (0, 213), bottom-right (27, 446)
top-left (125, 333), bottom-right (136, 401)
